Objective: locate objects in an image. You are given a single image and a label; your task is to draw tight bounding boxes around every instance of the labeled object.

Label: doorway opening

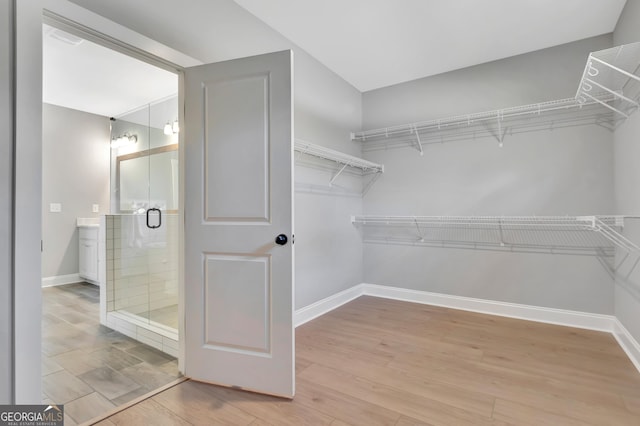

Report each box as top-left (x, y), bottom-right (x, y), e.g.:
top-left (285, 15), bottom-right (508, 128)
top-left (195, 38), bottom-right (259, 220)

top-left (41, 21), bottom-right (181, 423)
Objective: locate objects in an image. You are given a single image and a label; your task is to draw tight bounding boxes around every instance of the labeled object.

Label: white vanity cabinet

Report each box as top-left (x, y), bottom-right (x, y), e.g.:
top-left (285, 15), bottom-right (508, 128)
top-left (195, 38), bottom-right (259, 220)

top-left (78, 225), bottom-right (99, 284)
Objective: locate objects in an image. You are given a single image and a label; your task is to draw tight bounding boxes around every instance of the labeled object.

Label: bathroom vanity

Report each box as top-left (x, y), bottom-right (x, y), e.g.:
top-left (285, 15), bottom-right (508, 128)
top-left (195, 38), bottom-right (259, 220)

top-left (77, 218), bottom-right (100, 285)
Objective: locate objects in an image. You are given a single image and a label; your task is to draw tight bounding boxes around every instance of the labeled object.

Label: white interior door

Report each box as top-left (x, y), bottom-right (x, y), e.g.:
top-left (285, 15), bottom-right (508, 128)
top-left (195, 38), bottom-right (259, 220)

top-left (183, 50), bottom-right (294, 398)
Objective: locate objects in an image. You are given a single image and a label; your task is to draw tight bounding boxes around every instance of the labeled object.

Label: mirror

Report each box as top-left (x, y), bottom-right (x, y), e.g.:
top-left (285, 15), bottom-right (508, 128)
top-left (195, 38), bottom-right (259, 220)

top-left (116, 144), bottom-right (179, 213)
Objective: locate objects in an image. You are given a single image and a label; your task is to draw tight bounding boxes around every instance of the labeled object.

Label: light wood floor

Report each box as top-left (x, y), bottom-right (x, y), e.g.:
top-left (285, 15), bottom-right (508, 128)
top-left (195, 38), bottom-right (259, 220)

top-left (94, 296), bottom-right (640, 425)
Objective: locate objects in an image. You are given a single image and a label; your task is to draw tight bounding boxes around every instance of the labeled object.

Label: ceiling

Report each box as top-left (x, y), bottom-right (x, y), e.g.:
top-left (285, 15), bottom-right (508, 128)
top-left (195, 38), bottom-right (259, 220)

top-left (43, 24), bottom-right (178, 117)
top-left (44, 0), bottom-right (627, 113)
top-left (233, 0), bottom-right (627, 92)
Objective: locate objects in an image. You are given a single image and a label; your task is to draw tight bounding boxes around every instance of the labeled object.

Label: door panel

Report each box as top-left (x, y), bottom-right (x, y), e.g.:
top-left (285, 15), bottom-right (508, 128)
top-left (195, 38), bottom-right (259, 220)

top-left (204, 75), bottom-right (270, 222)
top-left (204, 254), bottom-right (270, 354)
top-left (184, 50), bottom-right (294, 398)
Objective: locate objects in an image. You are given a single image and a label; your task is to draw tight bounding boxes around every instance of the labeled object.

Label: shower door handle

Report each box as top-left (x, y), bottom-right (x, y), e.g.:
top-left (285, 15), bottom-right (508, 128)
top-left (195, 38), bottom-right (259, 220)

top-left (146, 208), bottom-right (162, 229)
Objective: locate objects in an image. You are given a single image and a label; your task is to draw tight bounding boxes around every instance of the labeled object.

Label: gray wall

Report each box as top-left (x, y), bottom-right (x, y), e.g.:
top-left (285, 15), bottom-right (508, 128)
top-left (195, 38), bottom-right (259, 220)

top-left (0, 0), bottom-right (14, 404)
top-left (67, 0), bottom-right (364, 309)
top-left (613, 0), bottom-right (640, 341)
top-left (293, 53), bottom-right (362, 309)
top-left (42, 103), bottom-right (110, 278)
top-left (361, 35), bottom-right (616, 313)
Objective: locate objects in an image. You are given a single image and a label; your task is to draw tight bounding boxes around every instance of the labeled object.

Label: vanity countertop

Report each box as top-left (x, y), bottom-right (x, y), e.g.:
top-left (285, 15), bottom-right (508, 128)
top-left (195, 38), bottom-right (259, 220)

top-left (77, 217), bottom-right (100, 228)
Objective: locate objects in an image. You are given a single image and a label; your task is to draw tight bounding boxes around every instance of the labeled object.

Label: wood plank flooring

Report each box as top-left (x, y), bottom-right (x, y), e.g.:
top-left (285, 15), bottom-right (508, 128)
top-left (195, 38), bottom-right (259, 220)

top-left (95, 296), bottom-right (640, 425)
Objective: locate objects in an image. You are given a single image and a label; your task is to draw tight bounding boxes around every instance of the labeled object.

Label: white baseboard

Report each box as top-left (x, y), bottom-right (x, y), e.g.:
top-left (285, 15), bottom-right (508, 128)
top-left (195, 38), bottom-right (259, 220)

top-left (294, 284), bottom-right (364, 327)
top-left (41, 273), bottom-right (83, 288)
top-left (294, 283), bottom-right (616, 332)
top-left (613, 319), bottom-right (640, 373)
top-left (362, 283), bottom-right (615, 333)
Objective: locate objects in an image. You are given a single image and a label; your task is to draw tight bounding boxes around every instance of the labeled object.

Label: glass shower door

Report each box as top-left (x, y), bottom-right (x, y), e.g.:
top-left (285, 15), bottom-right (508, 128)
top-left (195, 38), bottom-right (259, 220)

top-left (110, 96), bottom-right (179, 331)
top-left (111, 109), bottom-right (152, 323)
top-left (146, 101), bottom-right (179, 330)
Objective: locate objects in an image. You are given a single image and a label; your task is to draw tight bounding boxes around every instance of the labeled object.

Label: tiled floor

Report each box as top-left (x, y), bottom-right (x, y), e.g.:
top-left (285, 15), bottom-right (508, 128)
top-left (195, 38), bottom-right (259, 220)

top-left (42, 282), bottom-right (182, 425)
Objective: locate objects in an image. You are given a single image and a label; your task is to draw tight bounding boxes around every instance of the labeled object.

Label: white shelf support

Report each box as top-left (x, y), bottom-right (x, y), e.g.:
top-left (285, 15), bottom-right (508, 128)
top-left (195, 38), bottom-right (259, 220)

top-left (413, 125), bottom-right (424, 156)
top-left (580, 91), bottom-right (629, 118)
top-left (583, 77), bottom-right (639, 107)
top-left (329, 164), bottom-right (349, 185)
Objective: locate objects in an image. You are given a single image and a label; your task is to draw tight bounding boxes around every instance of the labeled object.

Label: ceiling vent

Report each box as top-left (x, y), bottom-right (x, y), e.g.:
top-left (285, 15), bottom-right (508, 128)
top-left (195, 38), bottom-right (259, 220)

top-left (46, 27), bottom-right (84, 46)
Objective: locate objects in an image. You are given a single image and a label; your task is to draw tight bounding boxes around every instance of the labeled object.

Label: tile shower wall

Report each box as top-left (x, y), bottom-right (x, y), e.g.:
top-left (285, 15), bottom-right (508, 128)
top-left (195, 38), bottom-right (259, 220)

top-left (105, 214), bottom-right (179, 331)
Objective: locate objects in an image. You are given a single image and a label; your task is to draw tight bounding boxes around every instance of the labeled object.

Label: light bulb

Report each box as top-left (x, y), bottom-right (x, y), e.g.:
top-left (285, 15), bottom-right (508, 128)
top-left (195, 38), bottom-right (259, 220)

top-left (172, 119), bottom-right (180, 134)
top-left (164, 122), bottom-right (173, 136)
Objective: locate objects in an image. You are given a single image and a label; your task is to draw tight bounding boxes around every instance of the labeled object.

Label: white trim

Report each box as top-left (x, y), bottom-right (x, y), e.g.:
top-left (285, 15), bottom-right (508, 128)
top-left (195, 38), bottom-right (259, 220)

top-left (294, 284), bottom-right (365, 327)
top-left (294, 283), bottom-right (616, 332)
top-left (613, 319), bottom-right (640, 373)
top-left (362, 283), bottom-right (615, 332)
top-left (109, 311), bottom-right (179, 341)
top-left (41, 273), bottom-right (85, 287)
top-left (43, 0), bottom-right (201, 69)
top-left (99, 215), bottom-right (107, 326)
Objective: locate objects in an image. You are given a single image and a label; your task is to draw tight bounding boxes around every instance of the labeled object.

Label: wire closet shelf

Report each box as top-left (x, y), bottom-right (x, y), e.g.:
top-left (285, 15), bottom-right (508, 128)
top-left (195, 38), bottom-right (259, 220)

top-left (576, 41), bottom-right (640, 119)
top-left (294, 139), bottom-right (384, 195)
top-left (351, 215), bottom-right (640, 271)
top-left (294, 139), bottom-right (383, 173)
top-left (351, 42), bottom-right (640, 153)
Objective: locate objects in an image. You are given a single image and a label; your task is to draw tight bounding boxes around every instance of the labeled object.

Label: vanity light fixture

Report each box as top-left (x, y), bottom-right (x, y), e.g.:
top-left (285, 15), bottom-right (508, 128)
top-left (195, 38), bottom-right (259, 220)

top-left (111, 133), bottom-right (138, 149)
top-left (164, 119), bottom-right (180, 135)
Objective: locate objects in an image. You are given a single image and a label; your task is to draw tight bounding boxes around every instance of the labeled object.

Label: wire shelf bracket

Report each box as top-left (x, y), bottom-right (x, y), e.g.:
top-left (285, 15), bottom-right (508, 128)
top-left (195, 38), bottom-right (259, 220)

top-left (294, 139), bottom-right (384, 196)
top-left (351, 215), bottom-right (640, 275)
top-left (576, 42), bottom-right (640, 119)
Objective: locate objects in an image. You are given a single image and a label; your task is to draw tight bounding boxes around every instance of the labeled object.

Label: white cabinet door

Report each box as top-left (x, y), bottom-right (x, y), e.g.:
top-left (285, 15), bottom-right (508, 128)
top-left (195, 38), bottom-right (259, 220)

top-left (79, 227), bottom-right (99, 283)
top-left (184, 50), bottom-right (294, 398)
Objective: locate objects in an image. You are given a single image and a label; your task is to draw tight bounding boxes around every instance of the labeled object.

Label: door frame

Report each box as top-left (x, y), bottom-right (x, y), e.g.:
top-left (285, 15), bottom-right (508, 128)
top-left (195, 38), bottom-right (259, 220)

top-left (14, 0), bottom-right (202, 403)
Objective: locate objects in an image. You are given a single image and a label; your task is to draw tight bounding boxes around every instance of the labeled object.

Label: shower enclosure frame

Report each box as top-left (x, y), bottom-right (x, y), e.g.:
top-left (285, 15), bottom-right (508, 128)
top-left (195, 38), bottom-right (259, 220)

top-left (103, 97), bottom-right (181, 357)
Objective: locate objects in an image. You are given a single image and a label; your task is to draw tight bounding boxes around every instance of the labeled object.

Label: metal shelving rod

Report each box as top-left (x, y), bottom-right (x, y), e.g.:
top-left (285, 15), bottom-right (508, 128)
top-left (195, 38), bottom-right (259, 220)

top-left (581, 91), bottom-right (628, 118)
top-left (590, 56), bottom-right (640, 85)
top-left (583, 77), bottom-right (639, 107)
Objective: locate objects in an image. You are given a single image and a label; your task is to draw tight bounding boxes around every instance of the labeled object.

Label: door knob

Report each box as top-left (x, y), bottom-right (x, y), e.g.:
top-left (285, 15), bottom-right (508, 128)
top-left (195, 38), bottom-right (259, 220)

top-left (275, 234), bottom-right (288, 245)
